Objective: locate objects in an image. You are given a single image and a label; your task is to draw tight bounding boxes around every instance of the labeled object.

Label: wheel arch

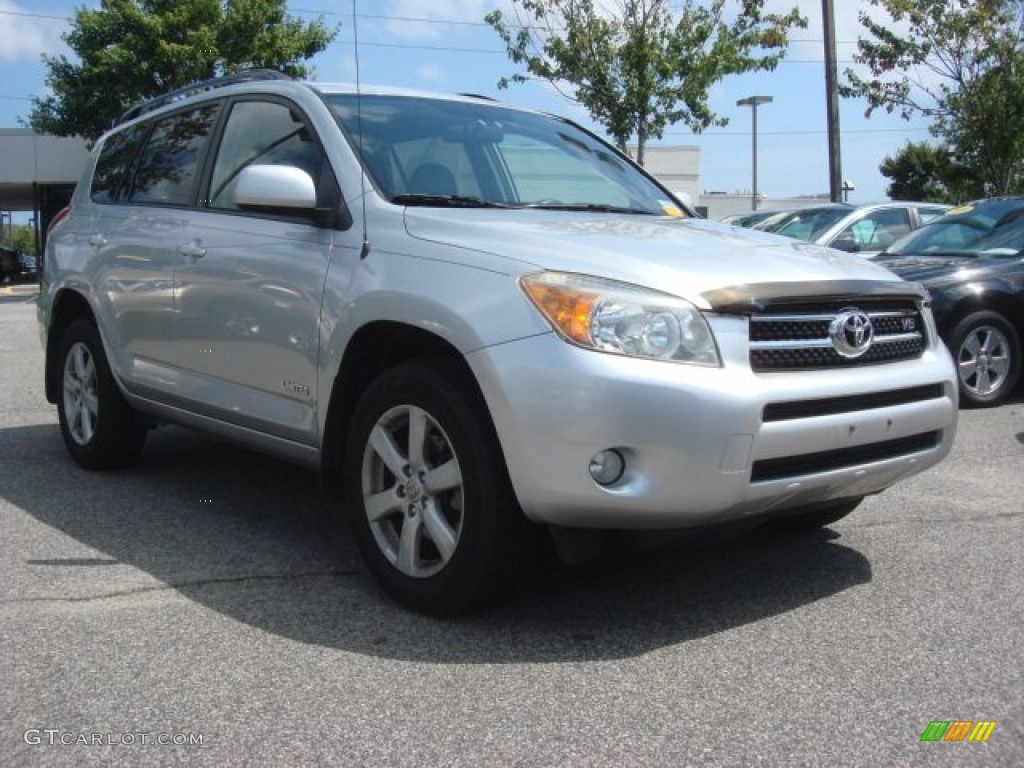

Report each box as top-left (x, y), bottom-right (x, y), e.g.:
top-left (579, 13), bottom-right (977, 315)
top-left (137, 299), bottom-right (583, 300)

top-left (44, 288), bottom-right (97, 404)
top-left (321, 320), bottom-right (494, 495)
top-left (937, 290), bottom-right (1024, 341)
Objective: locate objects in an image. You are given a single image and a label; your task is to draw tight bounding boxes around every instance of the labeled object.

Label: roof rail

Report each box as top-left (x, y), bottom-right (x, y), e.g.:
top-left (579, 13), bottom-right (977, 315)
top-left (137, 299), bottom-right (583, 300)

top-left (117, 69), bottom-right (293, 125)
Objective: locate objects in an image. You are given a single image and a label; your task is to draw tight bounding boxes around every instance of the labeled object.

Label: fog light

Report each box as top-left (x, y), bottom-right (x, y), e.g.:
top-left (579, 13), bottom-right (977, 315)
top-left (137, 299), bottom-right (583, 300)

top-left (589, 449), bottom-right (625, 485)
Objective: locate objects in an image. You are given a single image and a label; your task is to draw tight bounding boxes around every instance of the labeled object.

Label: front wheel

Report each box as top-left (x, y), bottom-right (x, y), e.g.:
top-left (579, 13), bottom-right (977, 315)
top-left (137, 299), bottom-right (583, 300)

top-left (56, 318), bottom-right (146, 469)
top-left (343, 361), bottom-right (532, 615)
top-left (947, 310), bottom-right (1021, 407)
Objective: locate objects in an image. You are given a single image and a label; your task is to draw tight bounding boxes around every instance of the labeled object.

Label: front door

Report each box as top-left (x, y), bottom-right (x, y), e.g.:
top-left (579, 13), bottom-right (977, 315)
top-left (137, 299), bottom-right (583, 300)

top-left (172, 98), bottom-right (336, 444)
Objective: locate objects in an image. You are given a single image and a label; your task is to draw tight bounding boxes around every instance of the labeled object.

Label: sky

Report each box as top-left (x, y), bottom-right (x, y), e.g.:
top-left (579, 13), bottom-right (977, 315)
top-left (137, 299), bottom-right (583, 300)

top-left (0, 0), bottom-right (937, 212)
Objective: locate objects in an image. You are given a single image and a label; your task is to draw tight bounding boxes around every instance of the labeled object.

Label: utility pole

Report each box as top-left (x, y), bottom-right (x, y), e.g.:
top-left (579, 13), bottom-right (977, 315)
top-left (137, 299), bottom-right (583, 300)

top-left (737, 95), bottom-right (773, 210)
top-left (823, 0), bottom-right (842, 202)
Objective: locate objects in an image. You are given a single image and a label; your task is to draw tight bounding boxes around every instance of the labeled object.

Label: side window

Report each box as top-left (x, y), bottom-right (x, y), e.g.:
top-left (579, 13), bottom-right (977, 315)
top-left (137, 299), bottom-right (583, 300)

top-left (918, 206), bottom-right (948, 224)
top-left (90, 125), bottom-right (146, 203)
top-left (207, 100), bottom-right (325, 211)
top-left (836, 208), bottom-right (912, 249)
top-left (126, 105), bottom-right (219, 206)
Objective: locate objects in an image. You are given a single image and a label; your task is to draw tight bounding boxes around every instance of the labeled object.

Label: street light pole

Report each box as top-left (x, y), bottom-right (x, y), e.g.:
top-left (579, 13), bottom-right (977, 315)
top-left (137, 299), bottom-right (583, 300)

top-left (823, 0), bottom-right (843, 202)
top-left (736, 95), bottom-right (773, 210)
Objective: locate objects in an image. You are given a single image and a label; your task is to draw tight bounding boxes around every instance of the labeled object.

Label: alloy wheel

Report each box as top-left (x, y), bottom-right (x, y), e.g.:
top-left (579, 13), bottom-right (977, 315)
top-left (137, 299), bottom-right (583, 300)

top-left (360, 404), bottom-right (464, 579)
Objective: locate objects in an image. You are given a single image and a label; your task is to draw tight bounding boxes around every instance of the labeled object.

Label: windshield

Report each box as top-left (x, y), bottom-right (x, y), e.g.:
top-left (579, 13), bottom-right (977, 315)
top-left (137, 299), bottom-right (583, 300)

top-left (885, 217), bottom-right (992, 256)
top-left (324, 93), bottom-right (684, 216)
top-left (958, 216), bottom-right (1024, 256)
top-left (756, 207), bottom-right (852, 241)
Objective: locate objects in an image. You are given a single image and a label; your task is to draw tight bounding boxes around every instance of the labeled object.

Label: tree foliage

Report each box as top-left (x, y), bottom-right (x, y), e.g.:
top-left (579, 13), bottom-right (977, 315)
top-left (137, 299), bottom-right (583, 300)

top-left (28, 0), bottom-right (337, 142)
top-left (843, 0), bottom-right (1024, 195)
top-left (879, 141), bottom-right (982, 202)
top-left (485, 0), bottom-right (805, 165)
top-left (2, 224), bottom-right (37, 256)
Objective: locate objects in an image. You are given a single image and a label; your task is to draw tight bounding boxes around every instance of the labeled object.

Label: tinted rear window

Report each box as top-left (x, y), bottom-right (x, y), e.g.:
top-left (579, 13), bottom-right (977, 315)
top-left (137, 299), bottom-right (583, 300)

top-left (90, 125), bottom-right (147, 204)
top-left (125, 104), bottom-right (220, 206)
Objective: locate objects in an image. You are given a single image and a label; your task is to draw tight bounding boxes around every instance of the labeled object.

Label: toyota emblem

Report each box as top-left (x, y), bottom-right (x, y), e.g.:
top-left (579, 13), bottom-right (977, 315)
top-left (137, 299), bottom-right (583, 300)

top-left (830, 308), bottom-right (874, 358)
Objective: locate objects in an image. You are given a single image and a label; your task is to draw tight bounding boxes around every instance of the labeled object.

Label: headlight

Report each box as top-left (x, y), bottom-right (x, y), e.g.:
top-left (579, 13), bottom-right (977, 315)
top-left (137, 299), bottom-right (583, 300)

top-left (521, 272), bottom-right (720, 365)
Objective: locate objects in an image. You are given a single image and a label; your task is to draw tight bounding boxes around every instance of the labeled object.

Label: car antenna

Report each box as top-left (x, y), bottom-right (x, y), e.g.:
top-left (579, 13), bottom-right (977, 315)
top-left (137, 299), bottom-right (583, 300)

top-left (353, 0), bottom-right (371, 260)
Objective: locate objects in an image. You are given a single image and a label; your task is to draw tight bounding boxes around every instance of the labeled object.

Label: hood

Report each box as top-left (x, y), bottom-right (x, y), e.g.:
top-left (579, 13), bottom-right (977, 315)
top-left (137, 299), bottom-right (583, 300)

top-left (877, 253), bottom-right (1008, 285)
top-left (403, 209), bottom-right (906, 308)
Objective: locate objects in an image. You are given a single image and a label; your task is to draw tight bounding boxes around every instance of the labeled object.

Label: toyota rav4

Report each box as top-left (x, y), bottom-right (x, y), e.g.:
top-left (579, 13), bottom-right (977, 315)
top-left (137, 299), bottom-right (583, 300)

top-left (39, 71), bottom-right (958, 614)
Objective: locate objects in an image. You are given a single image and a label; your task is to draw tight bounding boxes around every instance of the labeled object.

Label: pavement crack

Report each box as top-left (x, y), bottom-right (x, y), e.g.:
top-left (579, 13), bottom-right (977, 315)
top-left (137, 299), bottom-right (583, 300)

top-left (0, 568), bottom-right (359, 607)
top-left (846, 508), bottom-right (1024, 529)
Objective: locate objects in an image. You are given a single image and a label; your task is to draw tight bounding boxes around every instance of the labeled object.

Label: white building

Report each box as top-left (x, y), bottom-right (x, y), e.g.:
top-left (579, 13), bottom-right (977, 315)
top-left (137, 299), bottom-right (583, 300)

top-left (0, 129), bottom-right (90, 252)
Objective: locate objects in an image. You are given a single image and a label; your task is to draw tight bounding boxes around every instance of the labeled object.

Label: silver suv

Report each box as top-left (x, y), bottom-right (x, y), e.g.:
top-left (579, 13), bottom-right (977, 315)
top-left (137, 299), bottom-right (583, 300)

top-left (39, 72), bottom-right (958, 614)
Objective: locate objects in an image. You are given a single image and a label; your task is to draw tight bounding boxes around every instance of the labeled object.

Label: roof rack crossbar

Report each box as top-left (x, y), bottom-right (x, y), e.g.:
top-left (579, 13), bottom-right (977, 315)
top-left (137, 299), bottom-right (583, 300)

top-left (117, 69), bottom-right (293, 125)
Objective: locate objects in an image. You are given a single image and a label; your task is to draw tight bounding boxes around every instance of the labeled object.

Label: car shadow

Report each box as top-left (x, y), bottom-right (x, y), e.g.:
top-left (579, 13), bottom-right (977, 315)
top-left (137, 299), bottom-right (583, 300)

top-left (2, 423), bottom-right (872, 664)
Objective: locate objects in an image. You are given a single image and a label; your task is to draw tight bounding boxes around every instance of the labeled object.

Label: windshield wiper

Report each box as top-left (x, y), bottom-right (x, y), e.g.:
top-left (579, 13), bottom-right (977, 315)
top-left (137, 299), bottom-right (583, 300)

top-left (391, 193), bottom-right (513, 208)
top-left (523, 202), bottom-right (655, 215)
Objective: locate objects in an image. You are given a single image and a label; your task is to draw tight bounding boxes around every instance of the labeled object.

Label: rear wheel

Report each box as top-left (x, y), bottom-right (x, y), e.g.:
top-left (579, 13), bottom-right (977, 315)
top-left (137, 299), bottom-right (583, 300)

top-left (56, 318), bottom-right (146, 469)
top-left (344, 361), bottom-right (533, 615)
top-left (772, 498), bottom-right (863, 533)
top-left (948, 310), bottom-right (1021, 407)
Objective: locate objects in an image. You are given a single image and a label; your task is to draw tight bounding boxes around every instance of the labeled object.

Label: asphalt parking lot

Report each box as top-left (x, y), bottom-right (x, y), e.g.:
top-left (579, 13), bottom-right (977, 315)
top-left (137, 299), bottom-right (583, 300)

top-left (1, 288), bottom-right (1022, 766)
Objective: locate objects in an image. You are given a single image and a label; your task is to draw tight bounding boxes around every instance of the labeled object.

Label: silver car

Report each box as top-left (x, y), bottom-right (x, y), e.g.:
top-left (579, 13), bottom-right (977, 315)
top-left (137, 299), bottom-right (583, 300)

top-left (39, 72), bottom-right (958, 614)
top-left (750, 201), bottom-right (950, 256)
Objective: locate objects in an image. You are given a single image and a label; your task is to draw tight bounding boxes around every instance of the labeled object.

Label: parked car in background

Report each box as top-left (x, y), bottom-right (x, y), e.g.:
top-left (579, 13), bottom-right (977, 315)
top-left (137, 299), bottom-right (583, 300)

top-left (878, 213), bottom-right (1024, 407)
top-left (0, 247), bottom-right (17, 282)
top-left (745, 201), bottom-right (950, 256)
top-left (875, 197), bottom-right (1024, 260)
top-left (0, 247), bottom-right (38, 284)
top-left (718, 209), bottom-right (784, 228)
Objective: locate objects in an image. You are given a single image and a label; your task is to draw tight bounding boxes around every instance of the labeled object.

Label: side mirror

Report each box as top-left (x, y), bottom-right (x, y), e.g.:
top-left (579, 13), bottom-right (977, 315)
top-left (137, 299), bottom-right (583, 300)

top-left (830, 234), bottom-right (860, 253)
top-left (235, 165), bottom-right (317, 209)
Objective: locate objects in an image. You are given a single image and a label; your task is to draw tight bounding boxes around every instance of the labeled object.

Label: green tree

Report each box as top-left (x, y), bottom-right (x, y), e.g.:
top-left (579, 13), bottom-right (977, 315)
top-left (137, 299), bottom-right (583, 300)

top-left (2, 224), bottom-right (38, 255)
top-left (843, 0), bottom-right (1024, 195)
top-left (939, 51), bottom-right (1024, 195)
top-left (879, 141), bottom-right (982, 203)
top-left (27, 0), bottom-right (337, 142)
top-left (485, 0), bottom-right (805, 166)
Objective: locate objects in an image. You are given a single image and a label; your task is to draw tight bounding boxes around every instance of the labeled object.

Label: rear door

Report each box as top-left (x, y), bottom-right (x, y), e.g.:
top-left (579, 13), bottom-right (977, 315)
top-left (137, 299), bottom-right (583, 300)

top-left (89, 105), bottom-right (220, 398)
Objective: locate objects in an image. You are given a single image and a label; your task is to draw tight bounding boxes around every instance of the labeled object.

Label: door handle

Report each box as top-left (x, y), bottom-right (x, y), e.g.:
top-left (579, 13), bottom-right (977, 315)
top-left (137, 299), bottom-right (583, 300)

top-left (178, 241), bottom-right (206, 259)
top-left (88, 234), bottom-right (107, 247)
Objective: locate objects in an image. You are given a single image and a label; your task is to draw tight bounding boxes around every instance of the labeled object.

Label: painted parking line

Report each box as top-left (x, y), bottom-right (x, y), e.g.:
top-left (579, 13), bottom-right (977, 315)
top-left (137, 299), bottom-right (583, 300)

top-left (0, 284), bottom-right (41, 300)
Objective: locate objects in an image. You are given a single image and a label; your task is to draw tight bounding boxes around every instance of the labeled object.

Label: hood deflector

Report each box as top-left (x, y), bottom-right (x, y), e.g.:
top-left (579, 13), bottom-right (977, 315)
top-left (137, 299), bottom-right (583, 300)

top-left (703, 280), bottom-right (929, 314)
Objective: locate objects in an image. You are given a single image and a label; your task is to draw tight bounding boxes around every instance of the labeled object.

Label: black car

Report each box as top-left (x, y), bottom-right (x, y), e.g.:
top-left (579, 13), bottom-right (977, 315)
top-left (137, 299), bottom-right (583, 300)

top-left (0, 247), bottom-right (38, 284)
top-left (878, 215), bottom-right (1024, 407)
top-left (877, 196), bottom-right (1024, 260)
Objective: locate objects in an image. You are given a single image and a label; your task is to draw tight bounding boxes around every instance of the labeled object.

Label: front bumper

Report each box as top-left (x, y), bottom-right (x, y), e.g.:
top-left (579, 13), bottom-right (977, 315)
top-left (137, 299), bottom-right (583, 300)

top-left (468, 322), bottom-right (957, 528)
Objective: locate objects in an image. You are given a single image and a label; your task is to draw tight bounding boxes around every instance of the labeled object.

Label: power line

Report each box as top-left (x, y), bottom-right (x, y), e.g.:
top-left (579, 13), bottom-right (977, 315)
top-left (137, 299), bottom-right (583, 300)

top-left (0, 8), bottom-right (861, 63)
top-left (672, 127), bottom-right (930, 138)
top-left (0, 85), bottom-right (924, 138)
top-left (0, 6), bottom-right (866, 44)
top-left (0, 8), bottom-right (68, 21)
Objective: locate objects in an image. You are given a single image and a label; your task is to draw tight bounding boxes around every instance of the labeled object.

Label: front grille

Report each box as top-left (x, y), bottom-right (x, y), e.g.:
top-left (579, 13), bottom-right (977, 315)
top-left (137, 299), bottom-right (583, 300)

top-left (750, 431), bottom-right (940, 483)
top-left (762, 383), bottom-right (946, 422)
top-left (750, 302), bottom-right (926, 372)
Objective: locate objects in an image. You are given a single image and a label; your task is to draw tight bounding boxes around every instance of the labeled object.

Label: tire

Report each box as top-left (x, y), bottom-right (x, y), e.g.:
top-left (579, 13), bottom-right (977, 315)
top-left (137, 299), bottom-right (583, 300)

top-left (947, 310), bottom-right (1021, 407)
top-left (56, 318), bottom-right (146, 469)
top-left (772, 498), bottom-right (863, 533)
top-left (343, 361), bottom-right (533, 616)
